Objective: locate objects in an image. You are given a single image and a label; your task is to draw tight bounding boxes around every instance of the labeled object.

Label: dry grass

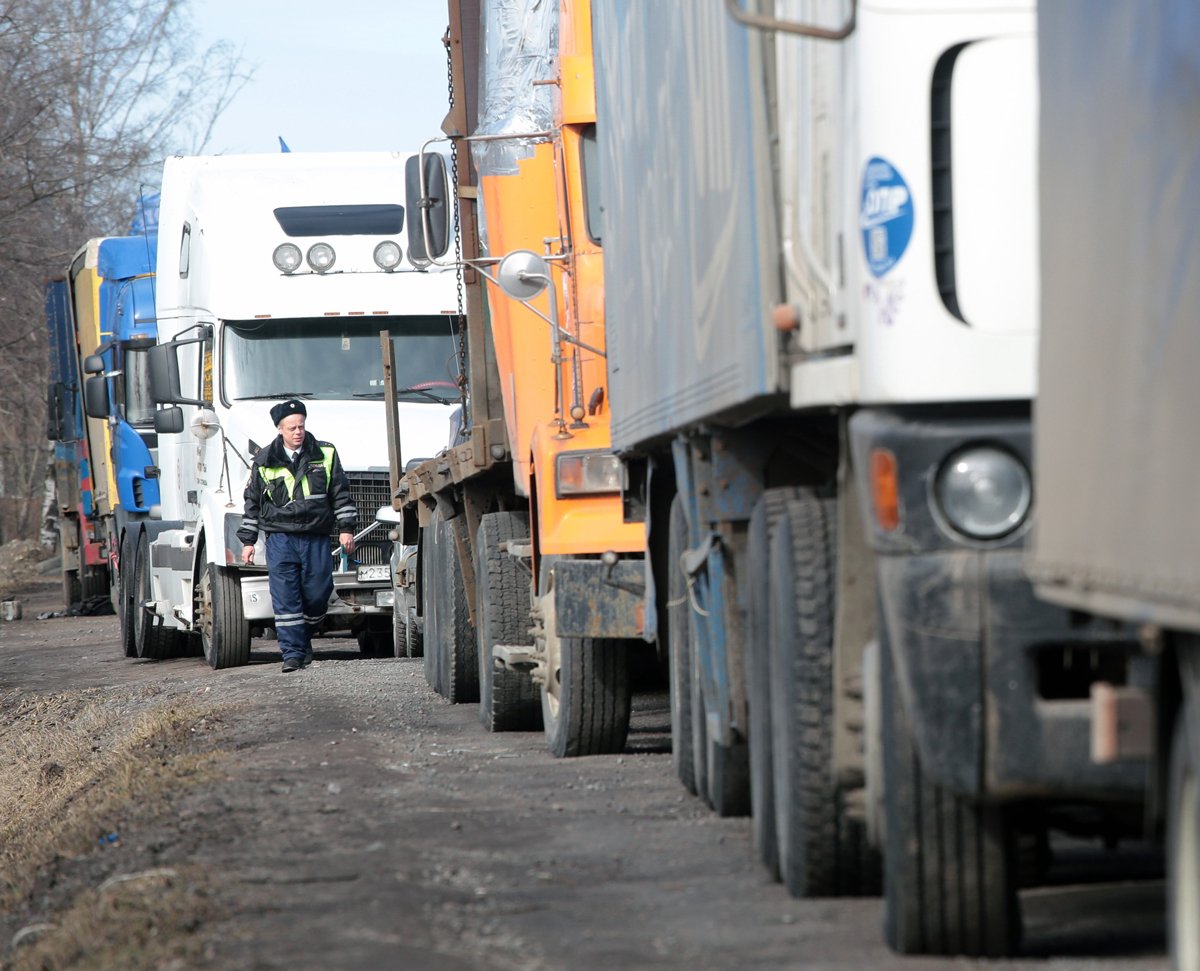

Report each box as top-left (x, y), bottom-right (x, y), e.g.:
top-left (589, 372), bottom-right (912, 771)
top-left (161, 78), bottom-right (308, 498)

top-left (8, 867), bottom-right (221, 971)
top-left (0, 686), bottom-right (231, 969)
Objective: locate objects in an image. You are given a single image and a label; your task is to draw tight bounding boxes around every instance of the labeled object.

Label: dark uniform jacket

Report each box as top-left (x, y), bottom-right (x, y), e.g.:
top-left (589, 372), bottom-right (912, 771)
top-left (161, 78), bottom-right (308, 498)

top-left (238, 432), bottom-right (356, 544)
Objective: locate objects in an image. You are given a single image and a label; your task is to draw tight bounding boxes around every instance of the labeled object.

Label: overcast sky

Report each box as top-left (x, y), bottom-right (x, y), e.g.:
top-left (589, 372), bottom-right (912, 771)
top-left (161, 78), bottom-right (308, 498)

top-left (196, 1), bottom-right (452, 154)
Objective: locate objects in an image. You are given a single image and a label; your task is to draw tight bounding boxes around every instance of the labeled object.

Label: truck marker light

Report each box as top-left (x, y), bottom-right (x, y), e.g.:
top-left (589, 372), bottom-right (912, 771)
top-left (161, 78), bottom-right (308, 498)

top-left (771, 303), bottom-right (799, 332)
top-left (870, 448), bottom-right (900, 531)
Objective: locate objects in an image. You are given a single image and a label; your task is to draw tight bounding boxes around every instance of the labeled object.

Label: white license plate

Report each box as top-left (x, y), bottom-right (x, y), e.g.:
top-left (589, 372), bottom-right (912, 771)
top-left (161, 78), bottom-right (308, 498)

top-left (356, 564), bottom-right (391, 583)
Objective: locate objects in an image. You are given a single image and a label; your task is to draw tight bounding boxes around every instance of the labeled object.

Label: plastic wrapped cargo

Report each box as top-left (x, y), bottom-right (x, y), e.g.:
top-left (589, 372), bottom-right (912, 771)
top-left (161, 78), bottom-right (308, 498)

top-left (472, 0), bottom-right (558, 177)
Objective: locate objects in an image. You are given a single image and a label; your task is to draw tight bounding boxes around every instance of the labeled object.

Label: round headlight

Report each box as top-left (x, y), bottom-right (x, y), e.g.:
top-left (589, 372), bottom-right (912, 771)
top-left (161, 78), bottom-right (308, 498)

top-left (306, 242), bottom-right (336, 273)
top-left (373, 240), bottom-right (402, 271)
top-left (934, 445), bottom-right (1031, 540)
top-left (273, 243), bottom-right (302, 274)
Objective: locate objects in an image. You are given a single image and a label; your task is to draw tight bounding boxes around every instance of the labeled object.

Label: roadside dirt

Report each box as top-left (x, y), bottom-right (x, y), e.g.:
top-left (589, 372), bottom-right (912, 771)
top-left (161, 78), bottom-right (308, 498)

top-left (0, 574), bottom-right (1171, 971)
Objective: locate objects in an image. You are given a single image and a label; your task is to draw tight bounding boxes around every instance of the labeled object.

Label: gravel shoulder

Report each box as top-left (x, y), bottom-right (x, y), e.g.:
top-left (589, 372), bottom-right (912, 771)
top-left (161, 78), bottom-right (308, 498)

top-left (0, 577), bottom-right (1171, 970)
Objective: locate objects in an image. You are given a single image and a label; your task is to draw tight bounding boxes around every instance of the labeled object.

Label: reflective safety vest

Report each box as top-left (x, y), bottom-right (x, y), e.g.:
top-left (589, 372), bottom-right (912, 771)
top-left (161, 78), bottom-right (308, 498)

top-left (258, 445), bottom-right (336, 504)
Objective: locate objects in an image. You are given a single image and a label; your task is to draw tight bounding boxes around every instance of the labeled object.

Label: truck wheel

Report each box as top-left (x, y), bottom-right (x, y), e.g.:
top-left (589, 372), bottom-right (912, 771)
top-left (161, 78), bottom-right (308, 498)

top-left (769, 493), bottom-right (878, 897)
top-left (705, 582), bottom-right (750, 818)
top-left (392, 600), bottom-right (407, 657)
top-left (475, 511), bottom-right (539, 731)
top-left (405, 606), bottom-right (424, 658)
top-left (667, 494), bottom-right (698, 794)
top-left (540, 564), bottom-right (632, 757)
top-left (82, 564), bottom-right (109, 600)
top-left (747, 489), bottom-right (799, 878)
top-left (133, 533), bottom-right (178, 660)
top-left (196, 562), bottom-right (251, 669)
top-left (118, 532), bottom-right (137, 658)
top-left (63, 568), bottom-right (81, 610)
top-left (420, 522), bottom-right (443, 692)
top-left (439, 514), bottom-right (478, 702)
top-left (1168, 703), bottom-right (1199, 970)
top-left (881, 625), bottom-right (1020, 956)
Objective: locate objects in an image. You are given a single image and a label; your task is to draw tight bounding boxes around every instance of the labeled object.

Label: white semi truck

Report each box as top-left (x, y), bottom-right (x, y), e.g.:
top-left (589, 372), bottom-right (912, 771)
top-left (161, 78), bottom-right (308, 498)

top-left (591, 0), bottom-right (1148, 957)
top-left (1029, 3), bottom-right (1200, 966)
top-left (138, 152), bottom-right (460, 667)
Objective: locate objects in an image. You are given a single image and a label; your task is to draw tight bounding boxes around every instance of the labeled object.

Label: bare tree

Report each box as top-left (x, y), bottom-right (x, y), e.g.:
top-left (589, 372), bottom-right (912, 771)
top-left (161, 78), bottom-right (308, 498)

top-left (0, 0), bottom-right (250, 543)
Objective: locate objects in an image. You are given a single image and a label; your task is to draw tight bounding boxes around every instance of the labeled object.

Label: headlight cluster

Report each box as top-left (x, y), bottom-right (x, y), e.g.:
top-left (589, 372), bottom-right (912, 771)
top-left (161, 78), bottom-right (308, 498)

top-left (555, 451), bottom-right (623, 498)
top-left (271, 240), bottom-right (405, 274)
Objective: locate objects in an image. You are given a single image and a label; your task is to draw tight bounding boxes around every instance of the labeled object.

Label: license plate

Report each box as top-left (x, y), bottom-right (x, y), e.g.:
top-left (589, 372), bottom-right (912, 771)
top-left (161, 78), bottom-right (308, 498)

top-left (356, 564), bottom-right (391, 583)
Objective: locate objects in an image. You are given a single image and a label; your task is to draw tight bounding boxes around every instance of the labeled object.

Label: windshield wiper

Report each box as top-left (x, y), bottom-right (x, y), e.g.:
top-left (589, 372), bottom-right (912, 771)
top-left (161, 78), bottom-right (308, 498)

top-left (353, 387), bottom-right (454, 405)
top-left (233, 392), bottom-right (315, 401)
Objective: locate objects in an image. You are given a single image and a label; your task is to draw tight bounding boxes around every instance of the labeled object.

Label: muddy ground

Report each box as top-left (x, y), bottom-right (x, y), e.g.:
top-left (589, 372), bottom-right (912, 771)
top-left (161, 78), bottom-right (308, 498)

top-left (0, 573), bottom-right (1171, 971)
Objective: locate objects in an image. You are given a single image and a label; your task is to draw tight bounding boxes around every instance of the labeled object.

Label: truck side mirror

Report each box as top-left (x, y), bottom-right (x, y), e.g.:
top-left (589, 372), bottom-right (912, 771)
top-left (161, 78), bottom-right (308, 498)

top-left (83, 375), bottom-right (110, 419)
top-left (154, 406), bottom-right (185, 434)
top-left (405, 152), bottom-right (451, 262)
top-left (497, 250), bottom-right (550, 300)
top-left (83, 354), bottom-right (105, 375)
top-left (148, 339), bottom-right (207, 406)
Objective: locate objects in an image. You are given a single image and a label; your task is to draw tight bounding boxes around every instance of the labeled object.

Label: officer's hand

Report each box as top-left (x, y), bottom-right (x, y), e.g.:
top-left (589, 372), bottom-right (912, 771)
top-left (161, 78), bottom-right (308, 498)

top-left (242, 545), bottom-right (255, 565)
top-left (339, 532), bottom-right (355, 555)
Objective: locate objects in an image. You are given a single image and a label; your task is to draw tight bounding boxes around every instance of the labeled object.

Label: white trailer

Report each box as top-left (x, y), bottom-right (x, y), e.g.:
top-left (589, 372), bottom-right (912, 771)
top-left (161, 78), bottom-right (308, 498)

top-left (137, 152), bottom-right (460, 667)
top-left (1028, 3), bottom-right (1200, 966)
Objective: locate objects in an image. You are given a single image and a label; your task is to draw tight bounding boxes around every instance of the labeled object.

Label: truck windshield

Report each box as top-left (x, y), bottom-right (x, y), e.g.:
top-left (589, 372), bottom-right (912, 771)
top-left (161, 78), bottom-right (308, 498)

top-left (222, 316), bottom-right (460, 404)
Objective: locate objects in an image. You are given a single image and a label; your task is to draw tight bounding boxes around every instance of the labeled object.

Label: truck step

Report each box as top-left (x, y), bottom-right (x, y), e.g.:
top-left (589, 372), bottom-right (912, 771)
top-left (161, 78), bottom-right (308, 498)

top-left (493, 644), bottom-right (538, 672)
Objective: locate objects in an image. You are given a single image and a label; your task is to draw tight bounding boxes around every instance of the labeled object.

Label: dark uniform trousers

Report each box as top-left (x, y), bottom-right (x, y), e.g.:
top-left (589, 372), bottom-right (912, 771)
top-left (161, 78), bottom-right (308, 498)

top-left (266, 532), bottom-right (333, 662)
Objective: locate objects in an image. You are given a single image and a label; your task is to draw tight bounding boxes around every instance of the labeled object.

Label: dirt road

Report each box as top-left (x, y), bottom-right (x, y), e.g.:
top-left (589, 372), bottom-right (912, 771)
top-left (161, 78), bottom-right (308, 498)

top-left (0, 577), bottom-right (1170, 970)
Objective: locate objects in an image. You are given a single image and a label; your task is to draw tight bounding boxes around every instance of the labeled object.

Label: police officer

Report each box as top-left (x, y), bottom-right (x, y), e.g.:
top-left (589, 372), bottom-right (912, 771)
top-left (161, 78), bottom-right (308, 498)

top-left (238, 399), bottom-right (357, 672)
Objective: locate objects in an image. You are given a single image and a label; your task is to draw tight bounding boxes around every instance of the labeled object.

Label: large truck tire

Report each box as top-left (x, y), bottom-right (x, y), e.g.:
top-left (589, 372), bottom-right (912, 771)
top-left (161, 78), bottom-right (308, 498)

top-left (82, 563), bottom-right (109, 600)
top-left (747, 488), bottom-right (801, 879)
top-left (133, 533), bottom-right (179, 660)
top-left (118, 532), bottom-right (137, 658)
top-left (667, 494), bottom-right (699, 794)
top-left (704, 585), bottom-right (750, 818)
top-left (769, 493), bottom-right (878, 897)
top-left (1168, 696), bottom-right (1199, 971)
top-left (880, 624), bottom-right (1020, 957)
top-left (420, 522), bottom-right (443, 692)
top-left (392, 599), bottom-right (407, 657)
top-left (405, 606), bottom-right (424, 659)
top-left (196, 562), bottom-right (251, 669)
top-left (439, 515), bottom-right (478, 702)
top-left (62, 569), bottom-right (80, 611)
top-left (539, 562), bottom-right (632, 757)
top-left (475, 511), bottom-right (539, 731)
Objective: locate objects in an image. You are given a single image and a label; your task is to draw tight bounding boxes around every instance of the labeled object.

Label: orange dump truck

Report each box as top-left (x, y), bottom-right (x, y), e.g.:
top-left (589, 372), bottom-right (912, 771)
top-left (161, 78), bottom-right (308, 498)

top-left (391, 0), bottom-right (648, 756)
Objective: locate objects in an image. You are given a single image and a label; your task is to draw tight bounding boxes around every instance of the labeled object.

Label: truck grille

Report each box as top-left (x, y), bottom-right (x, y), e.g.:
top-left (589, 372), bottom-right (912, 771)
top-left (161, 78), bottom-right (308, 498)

top-left (335, 472), bottom-right (392, 567)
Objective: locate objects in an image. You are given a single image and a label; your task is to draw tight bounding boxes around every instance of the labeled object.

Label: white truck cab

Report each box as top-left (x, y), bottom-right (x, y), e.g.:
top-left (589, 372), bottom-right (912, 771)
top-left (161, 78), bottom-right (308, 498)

top-left (138, 152), bottom-right (460, 667)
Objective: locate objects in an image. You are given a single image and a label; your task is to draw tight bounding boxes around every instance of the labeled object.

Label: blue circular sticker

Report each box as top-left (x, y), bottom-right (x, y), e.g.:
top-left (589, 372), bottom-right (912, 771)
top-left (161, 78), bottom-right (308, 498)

top-left (860, 157), bottom-right (914, 278)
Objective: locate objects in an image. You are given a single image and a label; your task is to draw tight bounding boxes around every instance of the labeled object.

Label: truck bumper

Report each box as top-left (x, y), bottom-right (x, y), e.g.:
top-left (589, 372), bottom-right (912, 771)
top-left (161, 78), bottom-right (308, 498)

top-left (879, 546), bottom-right (1149, 803)
top-left (241, 575), bottom-right (392, 626)
top-left (849, 407), bottom-right (1149, 806)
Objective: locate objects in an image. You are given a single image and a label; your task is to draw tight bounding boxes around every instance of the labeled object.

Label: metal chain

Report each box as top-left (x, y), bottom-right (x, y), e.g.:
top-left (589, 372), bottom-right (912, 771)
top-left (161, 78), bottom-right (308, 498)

top-left (446, 27), bottom-right (469, 422)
